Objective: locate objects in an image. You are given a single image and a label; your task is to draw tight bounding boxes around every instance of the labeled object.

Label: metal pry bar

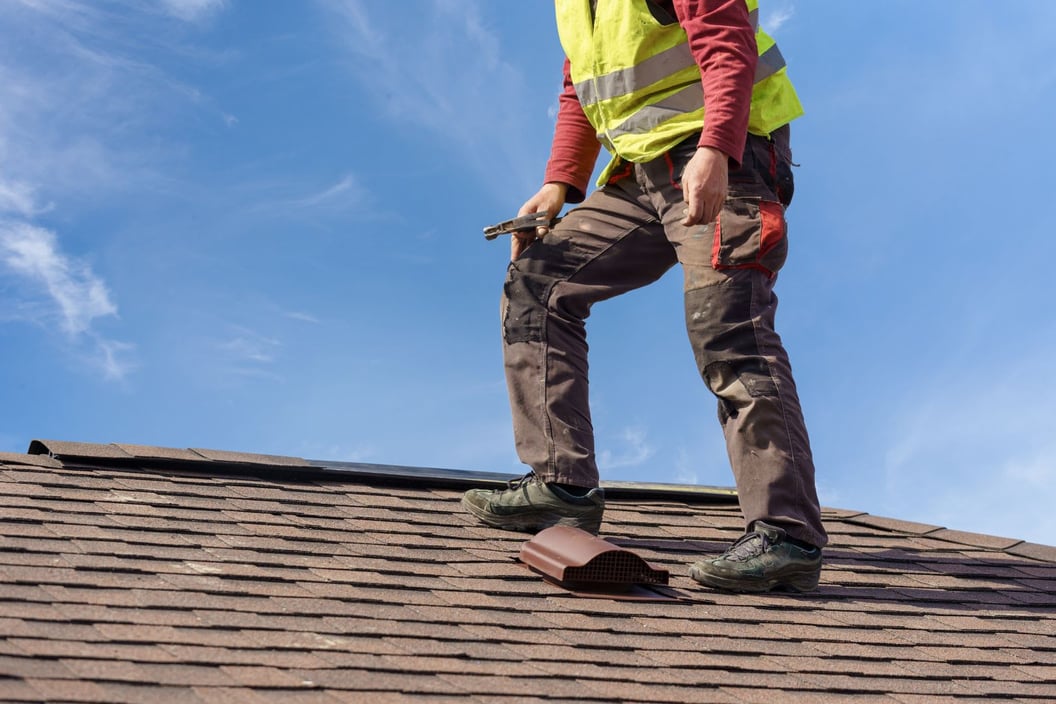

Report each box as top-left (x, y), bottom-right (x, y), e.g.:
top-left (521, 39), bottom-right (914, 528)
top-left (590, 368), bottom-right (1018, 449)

top-left (483, 211), bottom-right (553, 240)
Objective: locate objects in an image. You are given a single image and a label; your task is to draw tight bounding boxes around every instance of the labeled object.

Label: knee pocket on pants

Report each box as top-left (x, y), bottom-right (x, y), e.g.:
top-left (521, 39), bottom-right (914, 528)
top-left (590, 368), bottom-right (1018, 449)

top-left (502, 264), bottom-right (551, 344)
top-left (704, 359), bottom-right (779, 411)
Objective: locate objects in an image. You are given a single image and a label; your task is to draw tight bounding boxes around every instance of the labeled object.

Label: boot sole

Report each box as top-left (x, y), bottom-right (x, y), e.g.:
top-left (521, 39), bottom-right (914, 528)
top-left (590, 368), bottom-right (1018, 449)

top-left (688, 563), bottom-right (820, 593)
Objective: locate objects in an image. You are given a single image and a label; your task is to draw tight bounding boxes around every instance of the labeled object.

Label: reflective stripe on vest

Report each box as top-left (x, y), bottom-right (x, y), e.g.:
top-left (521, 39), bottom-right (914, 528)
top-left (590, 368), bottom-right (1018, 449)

top-left (573, 42), bottom-right (695, 108)
top-left (574, 38), bottom-right (787, 110)
top-left (604, 82), bottom-right (702, 142)
top-left (756, 43), bottom-right (786, 83)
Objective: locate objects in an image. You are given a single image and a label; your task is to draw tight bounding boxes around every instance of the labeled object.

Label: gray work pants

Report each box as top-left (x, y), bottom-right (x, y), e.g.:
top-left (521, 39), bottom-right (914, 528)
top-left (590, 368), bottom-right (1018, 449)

top-left (501, 126), bottom-right (827, 548)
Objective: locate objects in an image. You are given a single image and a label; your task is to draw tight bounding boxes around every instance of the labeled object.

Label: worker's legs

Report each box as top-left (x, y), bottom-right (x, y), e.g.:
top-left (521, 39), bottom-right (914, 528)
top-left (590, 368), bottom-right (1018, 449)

top-left (472, 127), bottom-right (828, 565)
top-left (501, 181), bottom-right (677, 487)
top-left (684, 268), bottom-right (827, 548)
top-left (639, 128), bottom-right (827, 549)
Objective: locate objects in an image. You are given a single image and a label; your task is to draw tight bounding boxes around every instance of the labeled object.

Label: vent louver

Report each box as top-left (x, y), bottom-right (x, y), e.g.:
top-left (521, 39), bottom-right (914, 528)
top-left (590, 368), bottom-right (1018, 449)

top-left (519, 525), bottom-right (669, 589)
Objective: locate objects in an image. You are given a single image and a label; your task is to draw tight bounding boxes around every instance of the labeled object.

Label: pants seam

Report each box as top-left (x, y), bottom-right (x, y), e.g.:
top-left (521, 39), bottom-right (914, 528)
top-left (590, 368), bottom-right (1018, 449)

top-left (749, 273), bottom-right (810, 532)
top-left (539, 217), bottom-right (664, 483)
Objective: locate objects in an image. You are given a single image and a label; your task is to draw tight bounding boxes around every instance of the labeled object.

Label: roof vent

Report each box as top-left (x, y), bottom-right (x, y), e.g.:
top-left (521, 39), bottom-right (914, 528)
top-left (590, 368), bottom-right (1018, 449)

top-left (519, 525), bottom-right (669, 589)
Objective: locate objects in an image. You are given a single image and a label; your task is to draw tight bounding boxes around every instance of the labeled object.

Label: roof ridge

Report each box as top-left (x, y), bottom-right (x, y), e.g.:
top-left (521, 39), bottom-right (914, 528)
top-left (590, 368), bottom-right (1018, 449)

top-left (20, 438), bottom-right (1056, 560)
top-left (25, 439), bottom-right (739, 503)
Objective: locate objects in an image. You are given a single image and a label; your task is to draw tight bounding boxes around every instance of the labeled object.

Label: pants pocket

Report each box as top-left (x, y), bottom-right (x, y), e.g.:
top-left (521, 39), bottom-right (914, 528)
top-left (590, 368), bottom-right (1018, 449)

top-left (711, 196), bottom-right (788, 277)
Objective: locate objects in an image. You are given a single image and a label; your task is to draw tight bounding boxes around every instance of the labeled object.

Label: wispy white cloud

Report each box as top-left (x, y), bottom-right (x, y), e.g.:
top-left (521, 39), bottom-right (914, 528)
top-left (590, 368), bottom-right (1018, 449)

top-left (0, 0), bottom-right (239, 382)
top-left (0, 222), bottom-right (116, 336)
top-left (599, 426), bottom-right (656, 471)
top-left (288, 175), bottom-right (364, 210)
top-left (761, 2), bottom-right (795, 35)
top-left (94, 336), bottom-right (137, 381)
top-left (321, 0), bottom-right (544, 196)
top-left (0, 179), bottom-right (49, 218)
top-left (0, 8), bottom-right (159, 200)
top-left (159, 0), bottom-right (227, 23)
top-left (0, 220), bottom-right (134, 379)
top-left (218, 326), bottom-right (281, 365)
top-left (0, 0), bottom-right (239, 207)
top-left (239, 173), bottom-right (372, 222)
top-left (284, 311), bottom-right (321, 324)
top-left (327, 0), bottom-right (383, 58)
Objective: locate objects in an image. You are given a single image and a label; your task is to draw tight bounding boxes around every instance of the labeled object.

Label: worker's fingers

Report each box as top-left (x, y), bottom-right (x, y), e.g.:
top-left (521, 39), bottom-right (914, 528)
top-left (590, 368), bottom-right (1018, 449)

top-left (701, 199), bottom-right (723, 226)
top-left (510, 182), bottom-right (567, 260)
top-left (511, 231), bottom-right (536, 261)
top-left (682, 197), bottom-right (725, 227)
top-left (687, 198), bottom-right (722, 228)
top-left (681, 200), bottom-right (704, 227)
top-left (680, 146), bottom-right (728, 228)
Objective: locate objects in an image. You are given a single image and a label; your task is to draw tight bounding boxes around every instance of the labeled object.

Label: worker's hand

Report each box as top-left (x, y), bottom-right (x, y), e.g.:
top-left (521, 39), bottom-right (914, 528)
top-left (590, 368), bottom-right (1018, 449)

top-left (512, 182), bottom-right (567, 260)
top-left (680, 146), bottom-right (729, 227)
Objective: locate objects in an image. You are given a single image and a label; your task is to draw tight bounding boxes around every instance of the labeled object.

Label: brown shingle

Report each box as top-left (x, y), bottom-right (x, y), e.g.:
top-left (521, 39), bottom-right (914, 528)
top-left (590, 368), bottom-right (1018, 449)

top-left (13, 638), bottom-right (178, 662)
top-left (0, 453), bottom-right (63, 468)
top-left (23, 678), bottom-right (116, 703)
top-left (0, 654), bottom-right (80, 679)
top-left (28, 440), bottom-right (134, 461)
top-left (842, 514), bottom-right (945, 535)
top-left (188, 448), bottom-right (311, 467)
top-left (1, 442), bottom-right (1054, 703)
top-left (1007, 541), bottom-right (1056, 562)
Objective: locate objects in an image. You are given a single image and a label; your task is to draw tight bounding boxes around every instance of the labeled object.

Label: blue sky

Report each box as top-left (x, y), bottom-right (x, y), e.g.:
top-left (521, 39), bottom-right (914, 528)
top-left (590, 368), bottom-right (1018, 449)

top-left (2, 1), bottom-right (1054, 547)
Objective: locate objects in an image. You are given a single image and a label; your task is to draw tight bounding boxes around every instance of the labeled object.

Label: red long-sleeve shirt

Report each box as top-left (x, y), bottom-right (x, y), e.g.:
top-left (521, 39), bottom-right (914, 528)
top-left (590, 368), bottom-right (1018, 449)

top-left (543, 0), bottom-right (757, 202)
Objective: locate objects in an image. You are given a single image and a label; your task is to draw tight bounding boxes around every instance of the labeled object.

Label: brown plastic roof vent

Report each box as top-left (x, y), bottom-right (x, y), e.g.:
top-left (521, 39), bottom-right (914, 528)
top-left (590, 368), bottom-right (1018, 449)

top-left (519, 525), bottom-right (669, 589)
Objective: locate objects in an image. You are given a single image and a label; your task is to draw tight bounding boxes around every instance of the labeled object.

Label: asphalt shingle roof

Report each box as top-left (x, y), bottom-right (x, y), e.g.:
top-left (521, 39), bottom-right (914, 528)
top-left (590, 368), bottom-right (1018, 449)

top-left (1, 440), bottom-right (1054, 703)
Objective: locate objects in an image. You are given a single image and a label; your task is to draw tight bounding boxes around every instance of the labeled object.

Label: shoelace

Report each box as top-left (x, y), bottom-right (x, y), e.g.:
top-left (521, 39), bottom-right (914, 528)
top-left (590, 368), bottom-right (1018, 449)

top-left (505, 471), bottom-right (537, 491)
top-left (721, 531), bottom-right (772, 562)
top-left (504, 472), bottom-right (532, 489)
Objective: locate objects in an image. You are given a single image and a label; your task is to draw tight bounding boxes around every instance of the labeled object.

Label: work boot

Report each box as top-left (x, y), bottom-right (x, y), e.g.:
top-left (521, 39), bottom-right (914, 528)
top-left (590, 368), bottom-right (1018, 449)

top-left (688, 521), bottom-right (822, 593)
top-left (461, 472), bottom-right (604, 534)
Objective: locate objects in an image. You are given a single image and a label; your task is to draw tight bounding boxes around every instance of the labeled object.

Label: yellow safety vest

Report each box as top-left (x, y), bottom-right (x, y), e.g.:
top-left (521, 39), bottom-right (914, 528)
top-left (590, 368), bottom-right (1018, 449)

top-left (555, 0), bottom-right (804, 184)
